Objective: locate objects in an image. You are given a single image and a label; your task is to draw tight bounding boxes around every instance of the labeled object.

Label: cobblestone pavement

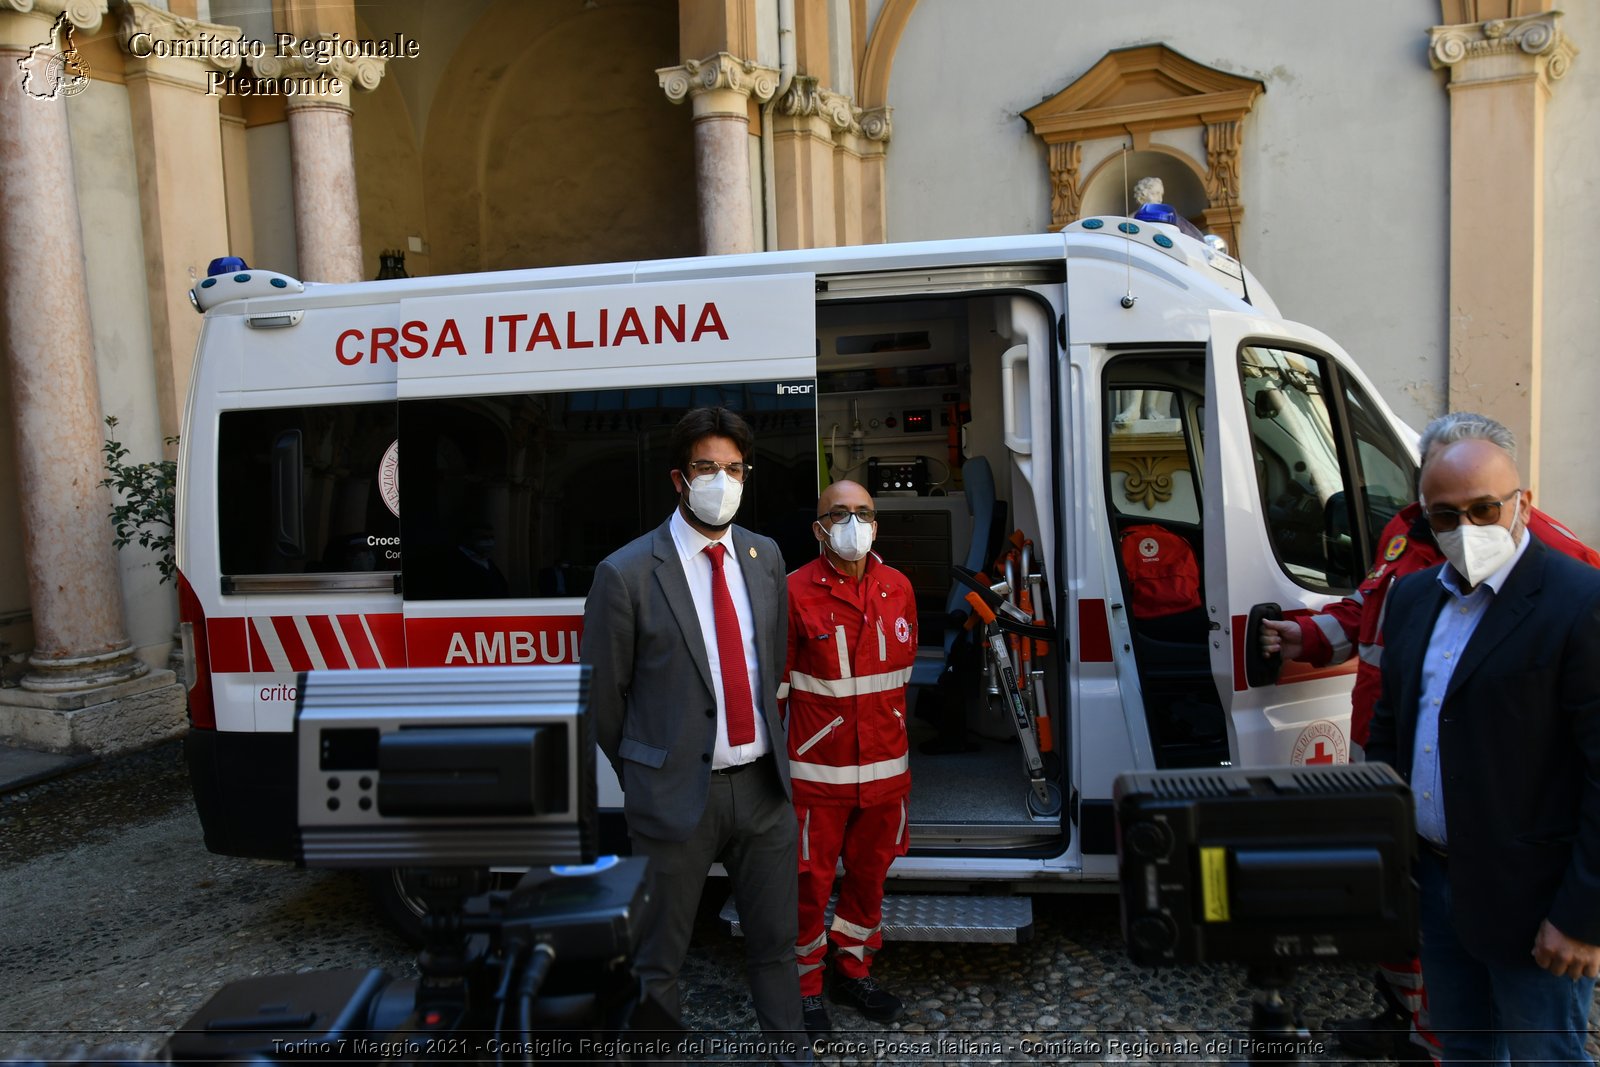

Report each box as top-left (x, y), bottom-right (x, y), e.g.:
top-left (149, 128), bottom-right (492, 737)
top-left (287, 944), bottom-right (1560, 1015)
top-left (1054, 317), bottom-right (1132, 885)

top-left (1, 741), bottom-right (1595, 1065)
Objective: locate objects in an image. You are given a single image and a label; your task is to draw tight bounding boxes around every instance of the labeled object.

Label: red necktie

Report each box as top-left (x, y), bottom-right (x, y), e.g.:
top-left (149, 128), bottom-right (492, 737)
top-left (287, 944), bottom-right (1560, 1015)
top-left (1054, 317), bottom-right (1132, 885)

top-left (705, 542), bottom-right (756, 747)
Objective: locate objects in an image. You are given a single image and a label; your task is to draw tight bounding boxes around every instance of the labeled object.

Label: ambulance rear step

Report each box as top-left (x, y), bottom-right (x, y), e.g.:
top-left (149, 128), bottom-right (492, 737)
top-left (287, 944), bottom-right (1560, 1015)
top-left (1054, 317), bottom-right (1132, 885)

top-left (720, 893), bottom-right (1033, 944)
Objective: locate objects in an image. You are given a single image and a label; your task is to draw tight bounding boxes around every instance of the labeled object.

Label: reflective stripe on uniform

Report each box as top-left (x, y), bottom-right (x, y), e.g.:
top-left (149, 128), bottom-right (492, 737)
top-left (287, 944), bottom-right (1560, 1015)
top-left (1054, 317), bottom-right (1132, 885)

top-left (1369, 574), bottom-right (1395, 656)
top-left (1358, 642), bottom-right (1383, 667)
top-left (896, 798), bottom-right (906, 846)
top-left (790, 753), bottom-right (910, 786)
top-left (877, 618), bottom-right (886, 661)
top-left (834, 625), bottom-right (851, 679)
top-left (831, 914), bottom-right (878, 941)
top-left (801, 807), bottom-right (811, 862)
top-left (796, 930), bottom-right (827, 956)
top-left (1312, 612), bottom-right (1352, 663)
top-left (788, 666), bottom-right (913, 699)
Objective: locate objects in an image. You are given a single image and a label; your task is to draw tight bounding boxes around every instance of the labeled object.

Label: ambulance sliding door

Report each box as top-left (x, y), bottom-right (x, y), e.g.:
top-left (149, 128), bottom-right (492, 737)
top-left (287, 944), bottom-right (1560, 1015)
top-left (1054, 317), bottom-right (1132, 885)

top-left (391, 273), bottom-right (818, 689)
top-left (1202, 310), bottom-right (1415, 767)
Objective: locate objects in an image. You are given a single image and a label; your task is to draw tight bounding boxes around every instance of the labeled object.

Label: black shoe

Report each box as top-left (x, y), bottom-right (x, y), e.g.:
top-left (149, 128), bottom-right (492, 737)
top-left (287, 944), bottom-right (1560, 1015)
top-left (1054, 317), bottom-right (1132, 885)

top-left (829, 975), bottom-right (903, 1023)
top-left (1330, 1011), bottom-right (1411, 1059)
top-left (802, 994), bottom-right (832, 1035)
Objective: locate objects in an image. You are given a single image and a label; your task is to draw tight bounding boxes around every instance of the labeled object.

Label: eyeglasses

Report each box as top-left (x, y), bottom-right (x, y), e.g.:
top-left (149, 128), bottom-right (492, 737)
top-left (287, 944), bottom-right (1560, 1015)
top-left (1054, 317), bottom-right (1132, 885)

top-left (685, 460), bottom-right (752, 482)
top-left (817, 507), bottom-right (877, 525)
top-left (1423, 489), bottom-right (1521, 532)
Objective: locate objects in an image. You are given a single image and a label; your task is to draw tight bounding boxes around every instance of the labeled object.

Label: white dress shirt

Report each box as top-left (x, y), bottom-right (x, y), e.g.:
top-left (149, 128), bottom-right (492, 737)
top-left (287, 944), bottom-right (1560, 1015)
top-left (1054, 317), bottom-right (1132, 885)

top-left (669, 507), bottom-right (771, 768)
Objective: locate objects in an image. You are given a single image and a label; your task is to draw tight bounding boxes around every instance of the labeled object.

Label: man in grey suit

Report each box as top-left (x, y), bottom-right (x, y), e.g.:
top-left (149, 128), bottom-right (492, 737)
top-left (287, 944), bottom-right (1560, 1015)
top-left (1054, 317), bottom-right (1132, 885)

top-left (584, 407), bottom-right (807, 1061)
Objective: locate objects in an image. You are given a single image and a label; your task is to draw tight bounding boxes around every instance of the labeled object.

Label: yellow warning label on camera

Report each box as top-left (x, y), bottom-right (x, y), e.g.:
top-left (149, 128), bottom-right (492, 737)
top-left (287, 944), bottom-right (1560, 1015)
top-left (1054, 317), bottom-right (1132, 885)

top-left (1200, 846), bottom-right (1230, 922)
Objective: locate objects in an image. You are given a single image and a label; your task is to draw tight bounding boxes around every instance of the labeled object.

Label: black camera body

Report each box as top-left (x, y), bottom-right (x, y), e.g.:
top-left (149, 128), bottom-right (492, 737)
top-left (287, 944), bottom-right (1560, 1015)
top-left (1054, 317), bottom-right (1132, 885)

top-left (167, 666), bottom-right (664, 1064)
top-left (168, 857), bottom-right (652, 1064)
top-left (1114, 762), bottom-right (1416, 968)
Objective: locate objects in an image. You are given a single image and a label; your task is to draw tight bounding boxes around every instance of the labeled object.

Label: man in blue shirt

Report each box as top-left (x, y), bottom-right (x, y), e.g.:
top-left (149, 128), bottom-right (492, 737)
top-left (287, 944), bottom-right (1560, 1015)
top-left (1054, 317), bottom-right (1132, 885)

top-left (1369, 433), bottom-right (1600, 1063)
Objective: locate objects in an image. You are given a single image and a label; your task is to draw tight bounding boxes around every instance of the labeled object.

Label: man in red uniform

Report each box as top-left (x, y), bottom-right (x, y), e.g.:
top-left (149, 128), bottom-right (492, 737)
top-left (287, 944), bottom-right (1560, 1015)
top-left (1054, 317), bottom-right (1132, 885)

top-left (1260, 411), bottom-right (1600, 1061)
top-left (785, 480), bottom-right (917, 1035)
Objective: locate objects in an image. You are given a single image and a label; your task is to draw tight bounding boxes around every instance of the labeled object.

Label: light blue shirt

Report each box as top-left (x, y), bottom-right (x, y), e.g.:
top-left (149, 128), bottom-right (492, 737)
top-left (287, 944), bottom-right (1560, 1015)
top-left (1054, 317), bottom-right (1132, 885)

top-left (1411, 529), bottom-right (1531, 847)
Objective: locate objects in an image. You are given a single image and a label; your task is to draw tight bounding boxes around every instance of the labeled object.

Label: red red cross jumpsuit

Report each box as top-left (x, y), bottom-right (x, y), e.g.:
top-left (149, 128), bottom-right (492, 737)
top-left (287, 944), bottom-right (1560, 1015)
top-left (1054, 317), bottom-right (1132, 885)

top-left (1288, 501), bottom-right (1599, 1056)
top-left (1292, 503), bottom-right (1600, 748)
top-left (784, 553), bottom-right (917, 997)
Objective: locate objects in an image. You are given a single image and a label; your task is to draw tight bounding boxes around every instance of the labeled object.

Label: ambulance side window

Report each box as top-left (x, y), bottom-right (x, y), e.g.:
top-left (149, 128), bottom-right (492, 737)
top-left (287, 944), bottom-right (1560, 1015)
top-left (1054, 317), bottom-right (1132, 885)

top-left (1105, 386), bottom-right (1200, 525)
top-left (399, 383), bottom-right (818, 600)
top-left (1238, 346), bottom-right (1354, 592)
top-left (1341, 382), bottom-right (1415, 548)
top-left (217, 402), bottom-right (400, 577)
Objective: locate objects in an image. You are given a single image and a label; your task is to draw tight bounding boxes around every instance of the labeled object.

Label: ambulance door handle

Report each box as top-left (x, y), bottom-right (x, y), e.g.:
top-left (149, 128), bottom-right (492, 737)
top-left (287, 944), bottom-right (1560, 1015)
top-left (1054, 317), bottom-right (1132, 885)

top-left (1244, 602), bottom-right (1283, 688)
top-left (1000, 344), bottom-right (1031, 455)
top-left (270, 430), bottom-right (306, 559)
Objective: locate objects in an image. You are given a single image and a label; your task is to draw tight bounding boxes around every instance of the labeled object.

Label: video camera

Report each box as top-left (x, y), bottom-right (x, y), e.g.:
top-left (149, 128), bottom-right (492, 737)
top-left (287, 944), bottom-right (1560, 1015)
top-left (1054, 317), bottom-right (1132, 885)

top-left (1114, 762), bottom-right (1418, 1061)
top-left (167, 666), bottom-right (668, 1064)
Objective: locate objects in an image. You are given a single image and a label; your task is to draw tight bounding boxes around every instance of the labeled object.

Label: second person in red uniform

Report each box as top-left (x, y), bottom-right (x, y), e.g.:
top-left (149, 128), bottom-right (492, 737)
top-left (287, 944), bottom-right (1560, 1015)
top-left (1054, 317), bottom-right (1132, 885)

top-left (785, 480), bottom-right (917, 1035)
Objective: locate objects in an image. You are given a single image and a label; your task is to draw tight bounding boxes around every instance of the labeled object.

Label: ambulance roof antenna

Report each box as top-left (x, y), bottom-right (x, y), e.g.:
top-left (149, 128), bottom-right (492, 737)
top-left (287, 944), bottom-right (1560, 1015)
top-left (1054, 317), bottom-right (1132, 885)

top-left (1222, 183), bottom-right (1252, 308)
top-left (1119, 144), bottom-right (1136, 310)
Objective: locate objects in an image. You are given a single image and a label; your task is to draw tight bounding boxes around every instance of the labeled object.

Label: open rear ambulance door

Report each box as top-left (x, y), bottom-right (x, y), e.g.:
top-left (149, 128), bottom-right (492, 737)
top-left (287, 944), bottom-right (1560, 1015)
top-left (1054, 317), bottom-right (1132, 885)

top-left (1202, 310), bottom-right (1412, 767)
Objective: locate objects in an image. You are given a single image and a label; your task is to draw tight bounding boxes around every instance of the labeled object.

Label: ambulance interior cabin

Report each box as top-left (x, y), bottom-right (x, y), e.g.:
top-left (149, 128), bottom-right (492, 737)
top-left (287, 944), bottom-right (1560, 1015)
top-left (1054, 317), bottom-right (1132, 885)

top-left (815, 293), bottom-right (1063, 850)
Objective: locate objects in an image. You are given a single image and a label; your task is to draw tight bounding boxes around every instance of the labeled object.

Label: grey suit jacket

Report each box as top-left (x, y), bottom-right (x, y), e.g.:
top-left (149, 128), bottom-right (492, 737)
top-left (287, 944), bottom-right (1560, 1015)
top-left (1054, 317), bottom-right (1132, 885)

top-left (583, 516), bottom-right (792, 842)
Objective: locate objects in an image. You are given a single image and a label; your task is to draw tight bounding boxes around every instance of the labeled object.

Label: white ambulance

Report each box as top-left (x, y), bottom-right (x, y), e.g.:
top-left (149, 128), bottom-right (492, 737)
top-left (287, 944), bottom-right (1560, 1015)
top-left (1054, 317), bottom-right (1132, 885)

top-left (177, 216), bottom-right (1417, 937)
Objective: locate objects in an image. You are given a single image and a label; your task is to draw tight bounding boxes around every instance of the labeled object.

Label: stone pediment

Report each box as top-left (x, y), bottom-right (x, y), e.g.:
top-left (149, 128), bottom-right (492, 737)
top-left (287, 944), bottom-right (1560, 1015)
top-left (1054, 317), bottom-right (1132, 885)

top-left (1023, 45), bottom-right (1263, 141)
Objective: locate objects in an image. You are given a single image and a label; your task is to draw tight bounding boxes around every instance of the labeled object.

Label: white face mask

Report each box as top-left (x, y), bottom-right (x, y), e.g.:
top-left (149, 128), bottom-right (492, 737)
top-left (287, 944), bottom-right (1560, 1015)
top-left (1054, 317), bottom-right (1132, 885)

top-left (823, 517), bottom-right (874, 562)
top-left (684, 470), bottom-right (742, 527)
top-left (1434, 495), bottom-right (1521, 587)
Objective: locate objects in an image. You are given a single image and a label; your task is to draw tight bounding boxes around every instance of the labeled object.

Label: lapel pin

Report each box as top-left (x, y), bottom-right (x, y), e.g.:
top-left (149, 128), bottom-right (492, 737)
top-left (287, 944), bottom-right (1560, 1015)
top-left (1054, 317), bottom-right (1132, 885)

top-left (748, 546), bottom-right (757, 558)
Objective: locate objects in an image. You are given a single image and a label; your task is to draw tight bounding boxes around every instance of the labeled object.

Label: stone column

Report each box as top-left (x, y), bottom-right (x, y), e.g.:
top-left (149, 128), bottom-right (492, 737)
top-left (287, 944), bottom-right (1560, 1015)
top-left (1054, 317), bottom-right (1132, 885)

top-left (771, 75), bottom-right (858, 250)
top-left (117, 2), bottom-right (239, 441)
top-left (255, 49), bottom-right (387, 282)
top-left (1430, 11), bottom-right (1576, 495)
top-left (658, 52), bottom-right (778, 256)
top-left (0, 1), bottom-right (150, 696)
top-left (856, 107), bottom-right (892, 246)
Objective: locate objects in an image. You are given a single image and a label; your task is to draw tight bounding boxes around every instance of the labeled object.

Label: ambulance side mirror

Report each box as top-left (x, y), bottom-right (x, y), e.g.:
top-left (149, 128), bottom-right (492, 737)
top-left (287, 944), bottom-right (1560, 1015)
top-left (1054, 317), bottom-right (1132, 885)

top-left (1244, 602), bottom-right (1283, 688)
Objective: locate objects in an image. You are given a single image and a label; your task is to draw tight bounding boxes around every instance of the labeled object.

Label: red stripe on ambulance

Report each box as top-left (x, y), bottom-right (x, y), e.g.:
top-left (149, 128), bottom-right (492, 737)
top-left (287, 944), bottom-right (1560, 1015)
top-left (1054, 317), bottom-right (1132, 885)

top-left (306, 615), bottom-right (349, 669)
top-left (206, 617), bottom-right (250, 673)
top-left (207, 614), bottom-right (406, 673)
top-left (336, 614), bottom-right (380, 668)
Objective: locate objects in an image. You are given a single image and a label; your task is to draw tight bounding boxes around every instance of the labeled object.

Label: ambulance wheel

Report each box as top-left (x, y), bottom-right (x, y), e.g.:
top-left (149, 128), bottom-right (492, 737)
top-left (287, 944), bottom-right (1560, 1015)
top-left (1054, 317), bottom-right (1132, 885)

top-left (1026, 781), bottom-right (1063, 818)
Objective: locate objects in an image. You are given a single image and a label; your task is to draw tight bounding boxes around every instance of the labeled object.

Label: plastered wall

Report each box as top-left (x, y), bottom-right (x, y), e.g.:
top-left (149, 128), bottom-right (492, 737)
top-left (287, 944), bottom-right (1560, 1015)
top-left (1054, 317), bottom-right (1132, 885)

top-left (882, 1), bottom-right (1448, 440)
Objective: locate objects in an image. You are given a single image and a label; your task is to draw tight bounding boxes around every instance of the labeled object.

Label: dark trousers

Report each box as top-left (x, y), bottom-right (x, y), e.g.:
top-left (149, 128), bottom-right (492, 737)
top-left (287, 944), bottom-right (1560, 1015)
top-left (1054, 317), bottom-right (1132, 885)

top-left (1417, 848), bottom-right (1596, 1065)
top-left (629, 758), bottom-right (808, 1063)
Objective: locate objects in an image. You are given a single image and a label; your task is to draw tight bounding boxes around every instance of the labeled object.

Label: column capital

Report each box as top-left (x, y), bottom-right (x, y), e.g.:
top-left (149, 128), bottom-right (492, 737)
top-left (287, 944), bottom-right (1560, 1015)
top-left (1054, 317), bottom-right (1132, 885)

top-left (658, 51), bottom-right (779, 112)
top-left (777, 74), bottom-right (856, 133)
top-left (116, 1), bottom-right (242, 92)
top-left (1430, 10), bottom-right (1578, 89)
top-left (859, 106), bottom-right (893, 143)
top-left (0, 0), bottom-right (105, 41)
top-left (253, 34), bottom-right (388, 110)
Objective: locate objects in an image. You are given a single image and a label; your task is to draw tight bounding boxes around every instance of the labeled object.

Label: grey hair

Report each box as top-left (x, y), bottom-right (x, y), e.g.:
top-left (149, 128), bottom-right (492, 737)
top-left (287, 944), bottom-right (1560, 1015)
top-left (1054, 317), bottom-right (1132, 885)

top-left (1418, 411), bottom-right (1517, 463)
